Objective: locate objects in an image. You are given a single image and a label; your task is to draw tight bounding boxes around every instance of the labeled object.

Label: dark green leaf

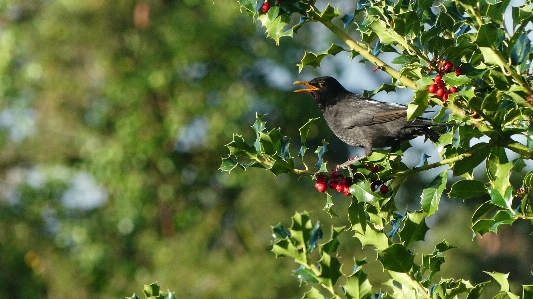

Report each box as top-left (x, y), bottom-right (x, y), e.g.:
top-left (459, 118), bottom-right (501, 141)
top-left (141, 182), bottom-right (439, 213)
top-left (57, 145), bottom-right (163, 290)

top-left (448, 180), bottom-right (488, 199)
top-left (421, 171), bottom-right (447, 216)
top-left (377, 243), bottom-right (414, 273)
top-left (476, 24), bottom-right (504, 47)
top-left (466, 281), bottom-right (490, 299)
top-left (453, 143), bottom-right (491, 176)
top-left (298, 44), bottom-right (345, 72)
top-left (269, 154), bottom-right (294, 176)
top-left (435, 240), bottom-right (456, 252)
top-left (510, 32), bottom-right (530, 66)
top-left (219, 156), bottom-right (242, 172)
top-left (348, 200), bottom-right (367, 233)
top-left (317, 253), bottom-right (343, 288)
top-left (307, 223), bottom-right (323, 253)
top-left (391, 54), bottom-right (418, 65)
top-left (399, 211), bottom-right (429, 248)
top-left (318, 4), bottom-right (341, 22)
top-left (226, 134), bottom-right (258, 159)
top-left (272, 223), bottom-right (291, 239)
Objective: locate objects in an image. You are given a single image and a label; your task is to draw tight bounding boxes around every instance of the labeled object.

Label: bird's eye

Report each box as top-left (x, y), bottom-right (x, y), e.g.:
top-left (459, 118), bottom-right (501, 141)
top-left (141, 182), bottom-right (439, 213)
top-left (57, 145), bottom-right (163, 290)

top-left (319, 81), bottom-right (325, 87)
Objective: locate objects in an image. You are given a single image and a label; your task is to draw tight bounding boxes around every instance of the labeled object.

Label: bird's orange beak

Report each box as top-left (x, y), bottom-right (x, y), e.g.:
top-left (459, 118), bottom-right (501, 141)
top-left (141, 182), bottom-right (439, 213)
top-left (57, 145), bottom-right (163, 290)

top-left (293, 80), bottom-right (320, 93)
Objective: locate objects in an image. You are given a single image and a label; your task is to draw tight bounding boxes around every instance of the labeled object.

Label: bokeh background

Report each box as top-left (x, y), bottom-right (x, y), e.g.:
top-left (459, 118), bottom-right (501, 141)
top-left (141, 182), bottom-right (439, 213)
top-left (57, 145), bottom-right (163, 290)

top-left (1, 1), bottom-right (532, 298)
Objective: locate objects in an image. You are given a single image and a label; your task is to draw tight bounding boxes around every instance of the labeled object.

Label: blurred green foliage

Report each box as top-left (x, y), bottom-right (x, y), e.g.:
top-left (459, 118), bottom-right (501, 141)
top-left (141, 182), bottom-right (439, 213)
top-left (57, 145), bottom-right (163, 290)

top-left (1, 0), bottom-right (533, 298)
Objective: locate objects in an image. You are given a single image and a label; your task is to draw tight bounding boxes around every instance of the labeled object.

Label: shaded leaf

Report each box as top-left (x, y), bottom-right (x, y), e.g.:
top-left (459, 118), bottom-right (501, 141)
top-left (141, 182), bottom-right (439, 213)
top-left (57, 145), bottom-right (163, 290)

top-left (317, 252), bottom-right (343, 288)
top-left (377, 244), bottom-right (414, 273)
top-left (399, 211), bottom-right (429, 248)
top-left (343, 270), bottom-right (373, 299)
top-left (294, 265), bottom-right (319, 284)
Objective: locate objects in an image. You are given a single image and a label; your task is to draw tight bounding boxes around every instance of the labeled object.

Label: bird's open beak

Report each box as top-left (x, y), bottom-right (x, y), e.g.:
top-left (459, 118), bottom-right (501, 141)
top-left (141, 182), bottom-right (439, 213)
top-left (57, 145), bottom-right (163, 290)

top-left (293, 80), bottom-right (320, 93)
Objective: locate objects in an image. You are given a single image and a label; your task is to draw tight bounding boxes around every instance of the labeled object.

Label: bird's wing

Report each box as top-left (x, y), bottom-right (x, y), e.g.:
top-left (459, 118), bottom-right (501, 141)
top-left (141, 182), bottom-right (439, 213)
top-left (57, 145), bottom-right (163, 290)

top-left (339, 99), bottom-right (409, 128)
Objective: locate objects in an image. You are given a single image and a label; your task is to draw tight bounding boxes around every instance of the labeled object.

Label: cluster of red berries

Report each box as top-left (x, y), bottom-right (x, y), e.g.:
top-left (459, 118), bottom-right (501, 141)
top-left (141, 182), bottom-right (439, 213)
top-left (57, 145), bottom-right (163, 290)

top-left (427, 60), bottom-right (462, 103)
top-left (314, 171), bottom-right (352, 196)
top-left (370, 180), bottom-right (389, 194)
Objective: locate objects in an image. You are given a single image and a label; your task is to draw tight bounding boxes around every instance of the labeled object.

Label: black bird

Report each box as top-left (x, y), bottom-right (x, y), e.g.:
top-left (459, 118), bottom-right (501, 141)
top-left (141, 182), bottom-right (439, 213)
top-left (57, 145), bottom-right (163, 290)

top-left (294, 76), bottom-right (448, 165)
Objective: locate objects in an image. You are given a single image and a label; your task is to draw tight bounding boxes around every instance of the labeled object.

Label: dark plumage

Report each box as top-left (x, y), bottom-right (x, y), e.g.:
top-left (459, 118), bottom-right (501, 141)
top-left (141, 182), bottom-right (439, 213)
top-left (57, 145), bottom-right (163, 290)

top-left (294, 76), bottom-right (448, 163)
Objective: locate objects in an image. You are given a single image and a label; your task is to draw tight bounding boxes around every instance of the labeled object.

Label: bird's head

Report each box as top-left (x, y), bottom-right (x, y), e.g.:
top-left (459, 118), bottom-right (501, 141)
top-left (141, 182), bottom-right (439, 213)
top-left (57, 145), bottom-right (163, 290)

top-left (293, 76), bottom-right (347, 109)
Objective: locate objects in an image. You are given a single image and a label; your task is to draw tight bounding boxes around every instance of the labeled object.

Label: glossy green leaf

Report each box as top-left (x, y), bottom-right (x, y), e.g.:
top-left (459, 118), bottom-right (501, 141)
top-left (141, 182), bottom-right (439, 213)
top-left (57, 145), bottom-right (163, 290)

top-left (448, 180), bottom-right (488, 199)
top-left (421, 171), bottom-right (447, 216)
top-left (377, 244), bottom-right (414, 273)
top-left (453, 143), bottom-right (491, 176)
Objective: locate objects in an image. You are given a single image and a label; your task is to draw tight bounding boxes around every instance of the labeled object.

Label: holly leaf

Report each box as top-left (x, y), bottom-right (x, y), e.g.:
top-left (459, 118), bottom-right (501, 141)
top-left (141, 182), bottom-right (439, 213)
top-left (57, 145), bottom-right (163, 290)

top-left (257, 6), bottom-right (294, 45)
top-left (448, 180), bottom-right (488, 199)
top-left (343, 270), bottom-right (373, 299)
top-left (298, 44), bottom-right (345, 72)
top-left (299, 118), bottom-right (319, 162)
top-left (316, 252), bottom-right (343, 288)
top-left (399, 211), bottom-right (430, 248)
top-left (294, 265), bottom-right (319, 284)
top-left (302, 287), bottom-right (325, 299)
top-left (421, 171), bottom-right (447, 216)
top-left (377, 243), bottom-right (414, 273)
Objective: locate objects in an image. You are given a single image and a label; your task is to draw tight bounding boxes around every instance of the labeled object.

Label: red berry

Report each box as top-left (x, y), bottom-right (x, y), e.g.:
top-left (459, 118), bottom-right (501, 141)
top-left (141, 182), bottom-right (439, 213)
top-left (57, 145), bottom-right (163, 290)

top-left (329, 181), bottom-right (338, 190)
top-left (472, 113), bottom-right (480, 119)
top-left (370, 180), bottom-right (381, 192)
top-left (436, 88), bottom-right (446, 98)
top-left (442, 92), bottom-right (449, 102)
top-left (434, 74), bottom-right (442, 82)
top-left (261, 2), bottom-right (270, 13)
top-left (316, 175), bottom-right (326, 184)
top-left (335, 184), bottom-right (344, 193)
top-left (330, 170), bottom-right (340, 180)
top-left (443, 61), bottom-right (453, 73)
top-left (454, 67), bottom-right (462, 76)
top-left (449, 86), bottom-right (458, 93)
top-left (343, 185), bottom-right (350, 194)
top-left (370, 165), bottom-right (379, 173)
top-left (428, 83), bottom-right (438, 94)
top-left (315, 182), bottom-right (327, 192)
top-left (340, 177), bottom-right (351, 186)
top-left (379, 184), bottom-right (389, 194)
